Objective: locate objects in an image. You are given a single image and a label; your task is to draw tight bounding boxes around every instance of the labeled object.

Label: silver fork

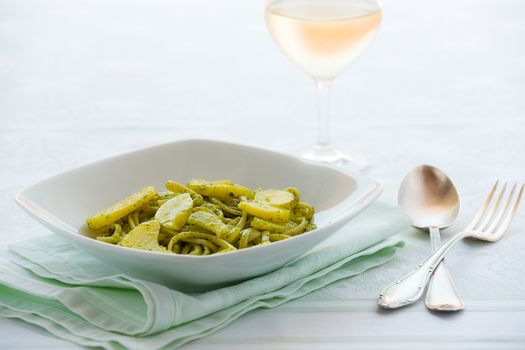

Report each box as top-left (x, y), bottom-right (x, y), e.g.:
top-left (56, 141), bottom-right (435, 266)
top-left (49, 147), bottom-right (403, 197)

top-left (378, 181), bottom-right (524, 309)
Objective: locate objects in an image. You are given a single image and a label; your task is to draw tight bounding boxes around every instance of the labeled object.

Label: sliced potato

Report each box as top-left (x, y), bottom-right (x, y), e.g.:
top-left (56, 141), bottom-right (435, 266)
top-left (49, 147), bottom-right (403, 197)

top-left (154, 193), bottom-right (193, 231)
top-left (120, 220), bottom-right (166, 252)
top-left (87, 186), bottom-right (157, 229)
top-left (238, 200), bottom-right (290, 223)
top-left (187, 210), bottom-right (230, 237)
top-left (255, 189), bottom-right (296, 208)
top-left (187, 179), bottom-right (255, 200)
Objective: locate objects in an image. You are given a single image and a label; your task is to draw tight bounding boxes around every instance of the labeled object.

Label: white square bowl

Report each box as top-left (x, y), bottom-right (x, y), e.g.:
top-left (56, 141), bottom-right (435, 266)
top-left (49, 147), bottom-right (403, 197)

top-left (16, 139), bottom-right (382, 291)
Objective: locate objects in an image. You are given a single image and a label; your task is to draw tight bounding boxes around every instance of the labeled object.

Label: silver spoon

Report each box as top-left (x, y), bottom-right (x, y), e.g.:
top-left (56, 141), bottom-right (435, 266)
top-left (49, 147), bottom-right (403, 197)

top-left (397, 165), bottom-right (464, 311)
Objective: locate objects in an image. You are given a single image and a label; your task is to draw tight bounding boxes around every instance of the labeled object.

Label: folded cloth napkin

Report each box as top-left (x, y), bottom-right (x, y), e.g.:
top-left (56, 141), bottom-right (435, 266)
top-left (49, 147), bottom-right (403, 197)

top-left (0, 201), bottom-right (409, 350)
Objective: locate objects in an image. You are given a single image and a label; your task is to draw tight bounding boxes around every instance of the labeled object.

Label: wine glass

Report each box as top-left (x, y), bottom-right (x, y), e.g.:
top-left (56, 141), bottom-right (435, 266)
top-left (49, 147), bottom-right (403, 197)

top-left (265, 0), bottom-right (382, 171)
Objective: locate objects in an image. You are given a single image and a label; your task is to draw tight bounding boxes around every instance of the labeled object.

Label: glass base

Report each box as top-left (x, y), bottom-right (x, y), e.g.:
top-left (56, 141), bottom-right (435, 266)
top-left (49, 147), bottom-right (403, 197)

top-left (302, 145), bottom-right (370, 173)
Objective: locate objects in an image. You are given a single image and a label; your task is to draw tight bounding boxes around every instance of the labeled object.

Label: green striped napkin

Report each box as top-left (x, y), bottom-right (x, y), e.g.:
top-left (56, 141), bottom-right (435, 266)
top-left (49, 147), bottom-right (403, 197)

top-left (0, 201), bottom-right (409, 350)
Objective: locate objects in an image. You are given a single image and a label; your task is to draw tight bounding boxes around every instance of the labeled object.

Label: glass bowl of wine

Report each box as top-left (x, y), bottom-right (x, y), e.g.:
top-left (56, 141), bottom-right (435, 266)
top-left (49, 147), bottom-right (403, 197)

top-left (266, 0), bottom-right (382, 172)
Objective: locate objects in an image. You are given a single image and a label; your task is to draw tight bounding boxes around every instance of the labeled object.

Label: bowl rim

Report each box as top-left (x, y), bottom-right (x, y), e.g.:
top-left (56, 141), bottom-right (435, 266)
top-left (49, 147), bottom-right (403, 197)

top-left (15, 138), bottom-right (382, 261)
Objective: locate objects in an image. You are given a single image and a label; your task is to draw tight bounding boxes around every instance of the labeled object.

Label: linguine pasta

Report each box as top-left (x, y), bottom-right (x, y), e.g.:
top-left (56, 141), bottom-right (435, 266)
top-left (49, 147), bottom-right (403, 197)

top-left (86, 179), bottom-right (316, 255)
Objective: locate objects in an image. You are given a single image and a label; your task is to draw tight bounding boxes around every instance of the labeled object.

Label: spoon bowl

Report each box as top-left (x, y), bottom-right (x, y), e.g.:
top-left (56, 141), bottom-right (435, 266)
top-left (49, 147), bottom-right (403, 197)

top-left (398, 165), bottom-right (460, 229)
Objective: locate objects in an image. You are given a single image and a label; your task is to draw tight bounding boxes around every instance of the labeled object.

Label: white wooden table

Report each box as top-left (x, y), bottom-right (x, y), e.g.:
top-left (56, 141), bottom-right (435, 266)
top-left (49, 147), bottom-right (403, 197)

top-left (1, 0), bottom-right (524, 348)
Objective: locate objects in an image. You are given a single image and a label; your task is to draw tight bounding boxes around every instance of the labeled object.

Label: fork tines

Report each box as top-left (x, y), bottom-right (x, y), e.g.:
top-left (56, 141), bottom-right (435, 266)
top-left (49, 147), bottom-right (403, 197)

top-left (465, 181), bottom-right (524, 241)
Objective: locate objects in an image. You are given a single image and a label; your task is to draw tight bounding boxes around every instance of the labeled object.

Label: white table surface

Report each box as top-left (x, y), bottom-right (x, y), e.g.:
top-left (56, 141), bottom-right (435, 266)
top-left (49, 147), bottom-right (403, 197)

top-left (1, 0), bottom-right (524, 348)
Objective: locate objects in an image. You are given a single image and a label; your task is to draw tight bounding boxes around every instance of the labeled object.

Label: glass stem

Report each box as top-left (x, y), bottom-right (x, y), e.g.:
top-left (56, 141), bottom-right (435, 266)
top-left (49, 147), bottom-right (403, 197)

top-left (316, 80), bottom-right (333, 151)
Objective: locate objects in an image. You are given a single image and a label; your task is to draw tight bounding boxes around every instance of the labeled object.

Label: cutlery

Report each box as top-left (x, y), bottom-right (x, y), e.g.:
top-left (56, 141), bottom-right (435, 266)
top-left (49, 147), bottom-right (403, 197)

top-left (379, 181), bottom-right (524, 309)
top-left (398, 165), bottom-right (464, 311)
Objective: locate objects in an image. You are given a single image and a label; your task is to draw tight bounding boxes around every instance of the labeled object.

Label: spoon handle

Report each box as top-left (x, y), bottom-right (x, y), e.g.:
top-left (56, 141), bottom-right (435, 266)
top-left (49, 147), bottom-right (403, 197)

top-left (378, 230), bottom-right (468, 309)
top-left (425, 227), bottom-right (464, 311)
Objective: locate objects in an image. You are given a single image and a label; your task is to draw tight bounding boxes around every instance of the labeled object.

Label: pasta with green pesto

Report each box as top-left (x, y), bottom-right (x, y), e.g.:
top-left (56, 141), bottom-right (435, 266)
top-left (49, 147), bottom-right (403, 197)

top-left (86, 179), bottom-right (316, 255)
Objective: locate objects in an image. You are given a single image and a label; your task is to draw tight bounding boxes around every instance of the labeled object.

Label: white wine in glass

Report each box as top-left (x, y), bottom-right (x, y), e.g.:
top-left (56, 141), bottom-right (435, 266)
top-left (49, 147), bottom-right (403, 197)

top-left (266, 0), bottom-right (382, 171)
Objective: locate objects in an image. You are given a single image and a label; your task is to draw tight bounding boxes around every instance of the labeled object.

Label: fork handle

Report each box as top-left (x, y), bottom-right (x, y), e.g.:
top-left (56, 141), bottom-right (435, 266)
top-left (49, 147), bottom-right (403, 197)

top-left (378, 230), bottom-right (468, 309)
top-left (425, 227), bottom-right (464, 311)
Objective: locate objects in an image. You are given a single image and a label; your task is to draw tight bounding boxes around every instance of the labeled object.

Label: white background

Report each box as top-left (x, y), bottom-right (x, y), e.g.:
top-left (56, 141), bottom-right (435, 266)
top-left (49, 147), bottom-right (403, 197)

top-left (1, 0), bottom-right (524, 348)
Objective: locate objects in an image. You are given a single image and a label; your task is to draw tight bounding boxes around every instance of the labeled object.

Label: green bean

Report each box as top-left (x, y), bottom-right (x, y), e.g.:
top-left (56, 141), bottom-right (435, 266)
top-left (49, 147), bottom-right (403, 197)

top-left (295, 202), bottom-right (314, 221)
top-left (239, 228), bottom-right (262, 249)
top-left (251, 217), bottom-right (295, 233)
top-left (269, 233), bottom-right (292, 241)
top-left (283, 218), bottom-right (307, 236)
top-left (210, 198), bottom-right (243, 216)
